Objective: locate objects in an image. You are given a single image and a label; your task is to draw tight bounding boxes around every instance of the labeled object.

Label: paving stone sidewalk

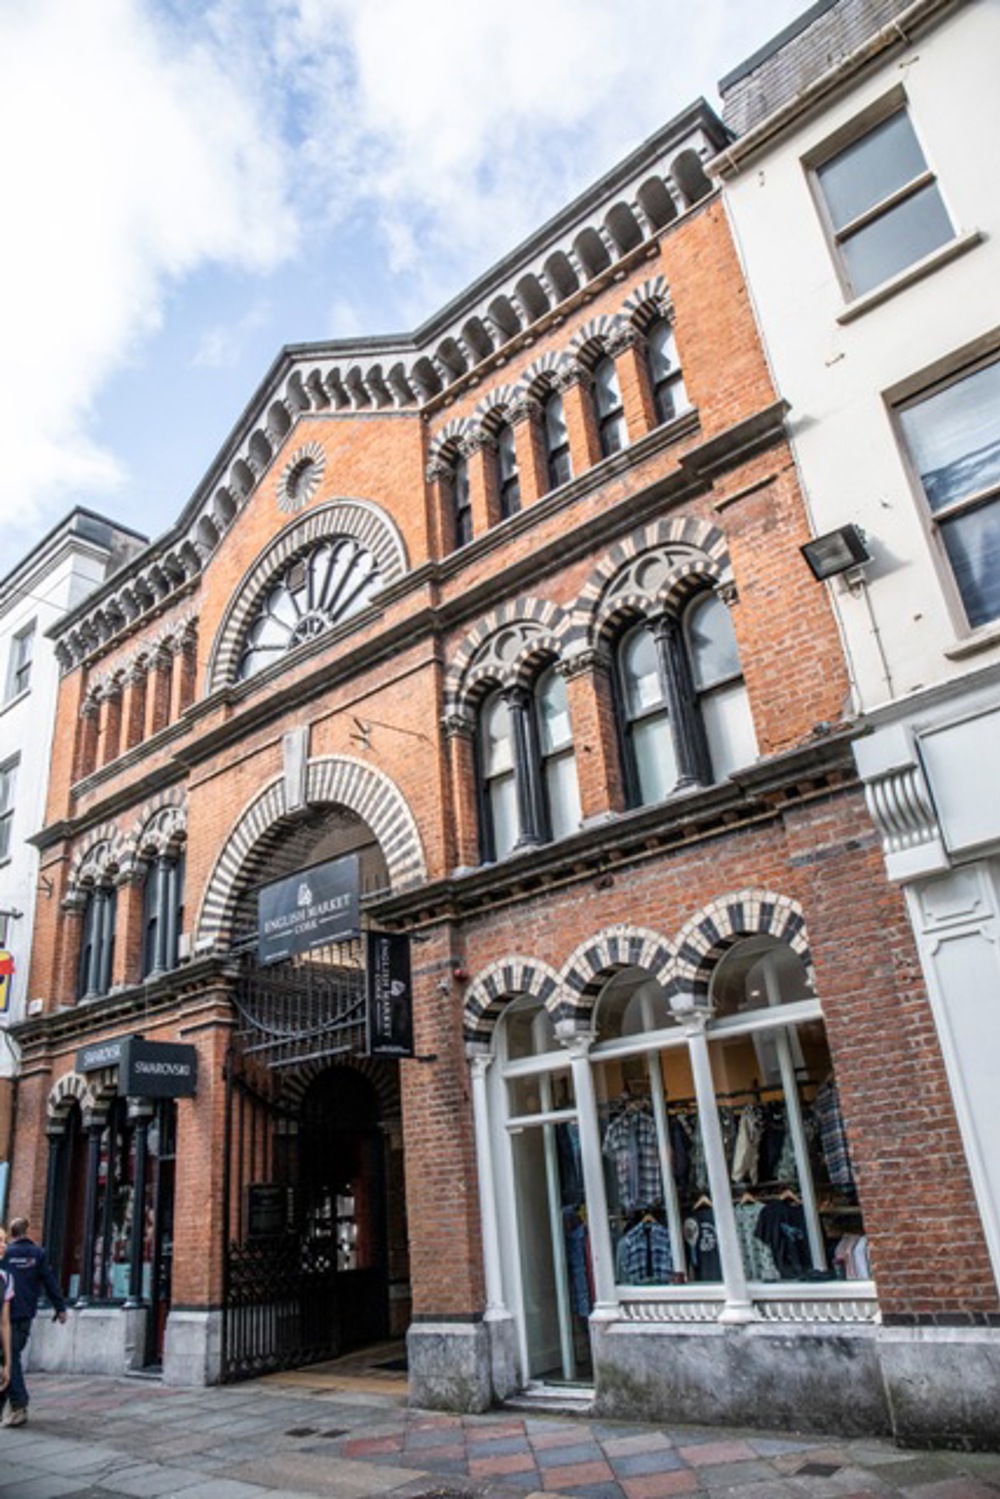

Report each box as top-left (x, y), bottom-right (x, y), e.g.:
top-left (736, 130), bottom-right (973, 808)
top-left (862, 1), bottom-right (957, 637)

top-left (2, 1373), bottom-right (1000, 1499)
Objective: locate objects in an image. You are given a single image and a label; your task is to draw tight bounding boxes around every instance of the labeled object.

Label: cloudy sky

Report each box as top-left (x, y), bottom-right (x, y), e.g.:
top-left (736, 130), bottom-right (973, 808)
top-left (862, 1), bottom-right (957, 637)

top-left (0, 0), bottom-right (808, 559)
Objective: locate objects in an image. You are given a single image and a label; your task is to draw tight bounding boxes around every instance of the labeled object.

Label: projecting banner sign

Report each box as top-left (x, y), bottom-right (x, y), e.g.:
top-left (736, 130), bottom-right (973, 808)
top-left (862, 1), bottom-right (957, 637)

top-left (120, 1038), bottom-right (198, 1098)
top-left (76, 1036), bottom-right (130, 1073)
top-left (257, 854), bottom-right (361, 966)
top-left (366, 929), bottom-right (413, 1058)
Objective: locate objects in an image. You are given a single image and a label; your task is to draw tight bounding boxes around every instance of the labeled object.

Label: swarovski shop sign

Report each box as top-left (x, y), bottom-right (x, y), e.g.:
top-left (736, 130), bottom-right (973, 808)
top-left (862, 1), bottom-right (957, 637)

top-left (257, 854), bottom-right (361, 965)
top-left (76, 1036), bottom-right (198, 1098)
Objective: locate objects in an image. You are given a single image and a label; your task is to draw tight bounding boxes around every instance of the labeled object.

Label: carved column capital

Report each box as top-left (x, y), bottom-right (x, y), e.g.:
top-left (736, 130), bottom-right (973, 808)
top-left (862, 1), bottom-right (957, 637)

top-left (442, 712), bottom-right (475, 741)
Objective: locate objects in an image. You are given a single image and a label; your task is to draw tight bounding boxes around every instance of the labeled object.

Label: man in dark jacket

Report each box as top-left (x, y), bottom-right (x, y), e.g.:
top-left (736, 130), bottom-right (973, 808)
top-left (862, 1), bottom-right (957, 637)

top-left (0, 1216), bottom-right (67, 1427)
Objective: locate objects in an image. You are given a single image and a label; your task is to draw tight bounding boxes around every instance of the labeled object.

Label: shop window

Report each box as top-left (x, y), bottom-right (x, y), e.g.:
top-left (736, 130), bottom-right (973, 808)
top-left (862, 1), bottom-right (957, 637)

top-left (77, 885), bottom-right (117, 1001)
top-left (91, 1099), bottom-right (137, 1301)
top-left (616, 591), bottom-right (755, 808)
top-left (452, 453), bottom-right (473, 548)
top-left (57, 1104), bottom-right (88, 1298)
top-left (592, 355), bottom-right (627, 457)
top-left (477, 668), bottom-right (581, 862)
top-left (141, 851), bottom-right (186, 979)
top-left (812, 106), bottom-right (953, 298)
top-left (897, 355), bottom-right (1000, 628)
top-left (645, 319), bottom-right (687, 426)
top-left (5, 619), bottom-right (35, 701)
top-left (495, 422), bottom-right (521, 519)
top-left (237, 537), bottom-right (381, 681)
top-left (0, 754), bottom-right (17, 861)
top-left (543, 390), bottom-right (572, 490)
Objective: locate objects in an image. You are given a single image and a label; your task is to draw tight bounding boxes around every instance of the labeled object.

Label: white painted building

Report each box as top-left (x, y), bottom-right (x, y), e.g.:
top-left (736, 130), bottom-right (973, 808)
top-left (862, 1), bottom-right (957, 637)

top-left (0, 509), bottom-right (146, 1201)
top-left (715, 0), bottom-right (1000, 1339)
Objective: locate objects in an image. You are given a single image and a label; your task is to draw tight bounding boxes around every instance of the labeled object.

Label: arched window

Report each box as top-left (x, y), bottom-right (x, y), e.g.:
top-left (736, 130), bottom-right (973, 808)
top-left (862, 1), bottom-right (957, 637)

top-left (535, 667), bottom-right (582, 841)
top-left (479, 691), bottom-right (519, 862)
top-left (477, 668), bottom-right (582, 862)
top-left (616, 591), bottom-right (755, 808)
top-left (452, 453), bottom-right (473, 548)
top-left (237, 537), bottom-right (381, 680)
top-left (684, 594), bottom-right (757, 781)
top-left (543, 391), bottom-right (572, 490)
top-left (495, 423), bottom-right (521, 519)
top-left (77, 885), bottom-right (117, 1001)
top-left (141, 849), bottom-right (186, 979)
top-left (593, 355), bottom-right (627, 457)
top-left (646, 318), bottom-right (686, 425)
top-left (618, 623), bottom-right (678, 807)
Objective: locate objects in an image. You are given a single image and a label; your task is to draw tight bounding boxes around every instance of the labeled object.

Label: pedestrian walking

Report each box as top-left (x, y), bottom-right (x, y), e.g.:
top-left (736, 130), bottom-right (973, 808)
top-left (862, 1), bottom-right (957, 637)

top-left (0, 1216), bottom-right (67, 1428)
top-left (0, 1227), bottom-right (12, 1400)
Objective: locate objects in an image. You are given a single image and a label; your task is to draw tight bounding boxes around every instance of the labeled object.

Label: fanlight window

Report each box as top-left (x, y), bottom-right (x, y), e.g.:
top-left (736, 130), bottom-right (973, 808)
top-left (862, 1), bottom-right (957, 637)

top-left (238, 538), bottom-right (381, 681)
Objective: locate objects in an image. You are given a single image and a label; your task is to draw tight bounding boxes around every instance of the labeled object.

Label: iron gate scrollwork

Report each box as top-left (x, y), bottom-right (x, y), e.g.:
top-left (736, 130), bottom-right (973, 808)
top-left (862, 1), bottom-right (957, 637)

top-left (221, 941), bottom-right (386, 1382)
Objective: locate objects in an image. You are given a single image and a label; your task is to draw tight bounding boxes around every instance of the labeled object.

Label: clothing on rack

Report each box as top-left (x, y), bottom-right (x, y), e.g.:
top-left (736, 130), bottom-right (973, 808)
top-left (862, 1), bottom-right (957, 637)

top-left (813, 1079), bottom-right (854, 1189)
top-left (754, 1199), bottom-right (812, 1280)
top-left (669, 1113), bottom-right (692, 1188)
top-left (833, 1232), bottom-right (871, 1281)
top-left (602, 1105), bottom-right (662, 1212)
top-left (733, 1199), bottom-right (779, 1280)
top-left (556, 1121), bottom-right (585, 1205)
top-left (683, 1205), bottom-right (722, 1281)
top-left (563, 1208), bottom-right (594, 1315)
top-left (731, 1105), bottom-right (763, 1184)
top-left (616, 1218), bottom-right (673, 1285)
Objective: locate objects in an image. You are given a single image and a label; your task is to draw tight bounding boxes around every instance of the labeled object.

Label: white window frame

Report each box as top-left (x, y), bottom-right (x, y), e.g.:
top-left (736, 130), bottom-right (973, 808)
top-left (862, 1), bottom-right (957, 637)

top-left (0, 755), bottom-right (18, 862)
top-left (6, 618), bottom-right (36, 701)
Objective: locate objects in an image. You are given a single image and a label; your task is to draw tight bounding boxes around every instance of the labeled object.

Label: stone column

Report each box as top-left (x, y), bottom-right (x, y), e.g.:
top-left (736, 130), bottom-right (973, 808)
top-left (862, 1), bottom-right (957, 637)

top-left (77, 1114), bottom-right (107, 1306)
top-left (651, 614), bottom-right (709, 790)
top-left (505, 685), bottom-right (543, 848)
top-left (96, 886), bottom-right (116, 995)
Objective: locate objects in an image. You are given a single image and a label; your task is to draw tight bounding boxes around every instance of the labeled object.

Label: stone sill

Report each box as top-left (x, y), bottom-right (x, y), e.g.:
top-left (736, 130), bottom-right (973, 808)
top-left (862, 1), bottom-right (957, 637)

top-left (836, 230), bottom-right (983, 325)
top-left (944, 616), bottom-right (1000, 661)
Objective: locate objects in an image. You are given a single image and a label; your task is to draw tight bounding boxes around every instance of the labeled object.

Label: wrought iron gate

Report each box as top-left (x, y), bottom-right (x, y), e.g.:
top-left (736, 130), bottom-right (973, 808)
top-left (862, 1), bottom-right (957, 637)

top-left (221, 944), bottom-right (386, 1381)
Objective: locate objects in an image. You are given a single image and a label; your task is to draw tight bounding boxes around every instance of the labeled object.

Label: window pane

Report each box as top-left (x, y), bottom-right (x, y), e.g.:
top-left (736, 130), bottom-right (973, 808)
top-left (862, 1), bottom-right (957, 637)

top-left (490, 771), bottom-right (519, 859)
top-left (545, 392), bottom-right (568, 452)
top-left (545, 751), bottom-right (581, 840)
top-left (482, 693), bottom-right (514, 775)
top-left (701, 681), bottom-right (758, 781)
top-left (536, 667), bottom-right (570, 754)
top-left (940, 506), bottom-right (1000, 627)
top-left (505, 1000), bottom-right (560, 1059)
top-left (632, 713), bottom-right (677, 805)
top-left (646, 320), bottom-right (676, 385)
top-left (899, 361), bottom-right (1000, 514)
top-left (840, 182), bottom-right (952, 295)
top-left (817, 111), bottom-right (929, 230)
top-left (594, 357), bottom-right (622, 420)
top-left (621, 627), bottom-right (664, 716)
top-left (548, 446), bottom-right (572, 487)
top-left (685, 594), bottom-right (740, 689)
top-left (497, 423), bottom-right (517, 481)
top-left (600, 411), bottom-right (627, 457)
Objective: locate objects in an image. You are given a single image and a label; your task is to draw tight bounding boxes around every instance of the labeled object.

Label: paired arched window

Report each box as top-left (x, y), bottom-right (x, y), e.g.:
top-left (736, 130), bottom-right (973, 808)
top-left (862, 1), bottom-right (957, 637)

top-left (77, 885), bottom-right (118, 1001)
top-left (616, 590), bottom-right (756, 809)
top-left (495, 423), bottom-right (521, 519)
top-left (593, 355), bottom-right (627, 457)
top-left (477, 666), bottom-right (582, 862)
top-left (141, 849), bottom-right (186, 980)
top-left (645, 318), bottom-right (686, 426)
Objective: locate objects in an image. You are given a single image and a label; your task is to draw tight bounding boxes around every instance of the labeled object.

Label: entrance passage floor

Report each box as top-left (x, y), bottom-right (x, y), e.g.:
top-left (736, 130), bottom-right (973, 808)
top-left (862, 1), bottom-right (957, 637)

top-left (3, 1372), bottom-right (1000, 1499)
top-left (263, 1339), bottom-right (410, 1398)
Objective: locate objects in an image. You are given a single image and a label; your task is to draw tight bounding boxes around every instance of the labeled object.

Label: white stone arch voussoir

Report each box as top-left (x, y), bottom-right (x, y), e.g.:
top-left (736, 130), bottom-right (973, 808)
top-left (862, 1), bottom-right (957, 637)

top-left (194, 755), bottom-right (426, 953)
top-left (206, 499), bottom-right (409, 691)
top-left (463, 956), bottom-right (566, 1051)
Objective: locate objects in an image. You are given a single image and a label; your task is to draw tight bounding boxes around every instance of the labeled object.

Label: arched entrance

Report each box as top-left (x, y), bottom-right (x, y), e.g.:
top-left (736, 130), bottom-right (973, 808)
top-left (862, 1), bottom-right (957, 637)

top-left (219, 803), bottom-right (410, 1380)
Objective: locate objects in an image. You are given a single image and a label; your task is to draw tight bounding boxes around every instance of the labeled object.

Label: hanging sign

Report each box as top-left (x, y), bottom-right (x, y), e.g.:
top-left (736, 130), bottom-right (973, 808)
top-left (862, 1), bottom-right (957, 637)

top-left (76, 1035), bottom-right (130, 1072)
top-left (0, 949), bottom-right (12, 1016)
top-left (120, 1038), bottom-right (198, 1098)
top-left (366, 930), bottom-right (413, 1058)
top-left (257, 854), bottom-right (361, 966)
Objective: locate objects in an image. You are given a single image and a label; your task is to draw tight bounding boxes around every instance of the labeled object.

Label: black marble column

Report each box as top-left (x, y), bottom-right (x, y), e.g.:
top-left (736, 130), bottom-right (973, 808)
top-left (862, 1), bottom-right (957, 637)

top-left (77, 1117), bottom-right (105, 1306)
top-left (651, 615), bottom-right (710, 790)
top-left (506, 685), bottom-right (544, 847)
top-left (125, 1105), bottom-right (153, 1307)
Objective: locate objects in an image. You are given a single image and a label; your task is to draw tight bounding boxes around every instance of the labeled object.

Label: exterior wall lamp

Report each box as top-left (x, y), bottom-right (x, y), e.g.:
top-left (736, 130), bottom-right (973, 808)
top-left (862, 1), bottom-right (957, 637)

top-left (801, 523), bottom-right (871, 582)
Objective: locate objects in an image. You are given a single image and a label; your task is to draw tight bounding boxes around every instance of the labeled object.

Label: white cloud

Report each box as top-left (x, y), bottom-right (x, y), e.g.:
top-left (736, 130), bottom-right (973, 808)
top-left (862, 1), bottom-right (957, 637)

top-left (0, 0), bottom-right (295, 535)
top-left (192, 300), bottom-right (273, 370)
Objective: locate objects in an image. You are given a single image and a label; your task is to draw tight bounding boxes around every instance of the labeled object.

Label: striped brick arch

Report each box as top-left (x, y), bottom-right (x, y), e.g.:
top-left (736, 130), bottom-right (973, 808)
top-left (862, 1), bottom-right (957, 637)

top-left (122, 788), bottom-right (187, 874)
top-left (444, 598), bottom-right (571, 720)
top-left (567, 313), bottom-right (627, 366)
top-left (207, 500), bottom-right (409, 690)
top-left (471, 383), bottom-right (520, 432)
top-left (562, 925), bottom-right (673, 1025)
top-left (279, 1054), bottom-right (401, 1119)
top-left (565, 515), bottom-right (731, 652)
top-left (195, 755), bottom-right (426, 953)
top-left (664, 890), bottom-right (812, 1010)
top-left (621, 274), bottom-right (673, 328)
top-left (512, 350), bottom-right (569, 402)
top-left (463, 958), bottom-right (565, 1049)
top-left (47, 1070), bottom-right (116, 1125)
top-left (68, 822), bottom-right (128, 892)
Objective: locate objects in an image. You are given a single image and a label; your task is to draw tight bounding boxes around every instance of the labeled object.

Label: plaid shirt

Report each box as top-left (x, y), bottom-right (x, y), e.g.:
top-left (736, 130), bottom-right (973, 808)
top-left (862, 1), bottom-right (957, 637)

top-left (602, 1108), bottom-right (662, 1212)
top-left (616, 1220), bottom-right (673, 1284)
top-left (813, 1080), bottom-right (854, 1188)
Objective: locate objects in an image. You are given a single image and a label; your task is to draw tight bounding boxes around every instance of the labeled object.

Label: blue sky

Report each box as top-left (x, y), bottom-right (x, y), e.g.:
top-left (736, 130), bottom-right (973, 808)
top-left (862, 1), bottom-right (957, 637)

top-left (0, 0), bottom-right (808, 559)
